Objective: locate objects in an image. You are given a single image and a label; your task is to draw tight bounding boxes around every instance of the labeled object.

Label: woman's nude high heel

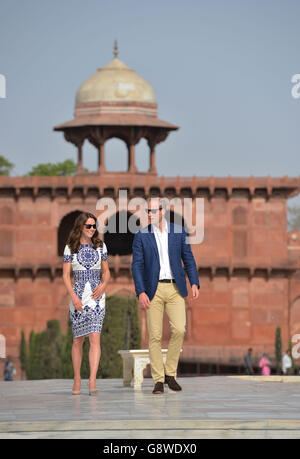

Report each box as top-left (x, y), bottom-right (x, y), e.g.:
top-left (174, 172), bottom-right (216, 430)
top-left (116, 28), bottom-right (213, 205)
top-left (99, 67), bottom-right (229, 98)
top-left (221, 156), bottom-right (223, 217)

top-left (88, 380), bottom-right (98, 396)
top-left (72, 379), bottom-right (81, 395)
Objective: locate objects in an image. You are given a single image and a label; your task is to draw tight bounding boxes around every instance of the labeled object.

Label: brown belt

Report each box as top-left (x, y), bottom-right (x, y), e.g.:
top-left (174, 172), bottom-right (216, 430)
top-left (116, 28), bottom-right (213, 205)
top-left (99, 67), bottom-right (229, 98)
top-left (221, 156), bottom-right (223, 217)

top-left (158, 279), bottom-right (176, 283)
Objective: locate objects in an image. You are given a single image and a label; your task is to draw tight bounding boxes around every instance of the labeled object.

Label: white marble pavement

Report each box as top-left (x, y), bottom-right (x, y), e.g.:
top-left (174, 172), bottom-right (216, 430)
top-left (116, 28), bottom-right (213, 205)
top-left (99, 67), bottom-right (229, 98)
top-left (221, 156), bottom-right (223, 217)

top-left (1, 376), bottom-right (300, 438)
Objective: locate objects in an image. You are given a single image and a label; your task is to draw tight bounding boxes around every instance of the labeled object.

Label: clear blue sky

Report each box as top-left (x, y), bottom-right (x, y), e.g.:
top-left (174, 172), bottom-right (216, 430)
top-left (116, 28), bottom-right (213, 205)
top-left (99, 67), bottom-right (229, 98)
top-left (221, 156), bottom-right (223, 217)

top-left (1, 0), bottom-right (300, 203)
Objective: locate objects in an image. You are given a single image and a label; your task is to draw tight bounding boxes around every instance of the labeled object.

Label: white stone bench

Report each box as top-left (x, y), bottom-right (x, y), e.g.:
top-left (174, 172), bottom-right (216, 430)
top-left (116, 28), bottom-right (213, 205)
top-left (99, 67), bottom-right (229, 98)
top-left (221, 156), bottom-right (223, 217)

top-left (118, 349), bottom-right (181, 389)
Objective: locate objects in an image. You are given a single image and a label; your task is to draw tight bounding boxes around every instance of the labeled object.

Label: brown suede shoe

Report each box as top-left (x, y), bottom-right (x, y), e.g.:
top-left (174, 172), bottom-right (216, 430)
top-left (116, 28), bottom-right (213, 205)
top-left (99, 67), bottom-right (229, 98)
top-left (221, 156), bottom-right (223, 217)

top-left (164, 375), bottom-right (182, 391)
top-left (152, 382), bottom-right (164, 394)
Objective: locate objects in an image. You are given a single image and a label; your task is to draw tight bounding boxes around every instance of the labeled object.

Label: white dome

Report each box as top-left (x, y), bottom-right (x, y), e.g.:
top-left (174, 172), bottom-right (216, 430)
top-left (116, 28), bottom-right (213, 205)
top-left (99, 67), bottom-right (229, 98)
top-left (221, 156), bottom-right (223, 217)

top-left (76, 57), bottom-right (156, 104)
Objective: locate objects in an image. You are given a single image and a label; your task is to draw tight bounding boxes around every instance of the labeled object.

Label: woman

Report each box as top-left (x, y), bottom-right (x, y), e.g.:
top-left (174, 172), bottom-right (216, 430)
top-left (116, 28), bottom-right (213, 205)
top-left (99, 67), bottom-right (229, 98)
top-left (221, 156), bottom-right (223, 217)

top-left (63, 212), bottom-right (110, 395)
top-left (259, 353), bottom-right (271, 376)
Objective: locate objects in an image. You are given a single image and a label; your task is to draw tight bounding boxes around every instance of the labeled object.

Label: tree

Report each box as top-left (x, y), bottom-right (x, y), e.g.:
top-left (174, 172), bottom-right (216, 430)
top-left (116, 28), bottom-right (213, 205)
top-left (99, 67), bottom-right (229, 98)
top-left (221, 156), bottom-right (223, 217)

top-left (43, 320), bottom-right (63, 379)
top-left (287, 204), bottom-right (300, 231)
top-left (26, 159), bottom-right (83, 176)
top-left (19, 331), bottom-right (27, 380)
top-left (23, 320), bottom-right (63, 379)
top-left (0, 155), bottom-right (14, 176)
top-left (26, 330), bottom-right (47, 379)
top-left (275, 326), bottom-right (282, 375)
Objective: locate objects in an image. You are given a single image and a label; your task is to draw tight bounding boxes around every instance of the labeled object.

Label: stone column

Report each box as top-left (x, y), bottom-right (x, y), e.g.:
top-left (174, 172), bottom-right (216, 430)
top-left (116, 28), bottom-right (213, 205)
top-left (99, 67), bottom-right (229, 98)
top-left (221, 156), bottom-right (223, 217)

top-left (128, 143), bottom-right (137, 173)
top-left (147, 129), bottom-right (169, 175)
top-left (147, 139), bottom-right (157, 174)
top-left (98, 143), bottom-right (106, 173)
top-left (86, 127), bottom-right (106, 174)
top-left (149, 144), bottom-right (157, 174)
top-left (77, 144), bottom-right (83, 173)
top-left (63, 129), bottom-right (86, 175)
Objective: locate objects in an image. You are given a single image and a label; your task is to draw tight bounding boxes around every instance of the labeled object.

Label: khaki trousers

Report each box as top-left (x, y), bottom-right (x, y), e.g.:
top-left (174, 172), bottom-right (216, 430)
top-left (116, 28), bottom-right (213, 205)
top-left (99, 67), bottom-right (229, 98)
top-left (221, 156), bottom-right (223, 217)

top-left (146, 282), bottom-right (186, 383)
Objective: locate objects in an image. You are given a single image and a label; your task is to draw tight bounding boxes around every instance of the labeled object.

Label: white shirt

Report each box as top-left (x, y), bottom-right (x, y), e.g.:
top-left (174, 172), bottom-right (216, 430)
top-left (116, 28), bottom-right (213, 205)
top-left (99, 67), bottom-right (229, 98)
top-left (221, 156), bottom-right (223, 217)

top-left (282, 353), bottom-right (292, 373)
top-left (153, 219), bottom-right (174, 280)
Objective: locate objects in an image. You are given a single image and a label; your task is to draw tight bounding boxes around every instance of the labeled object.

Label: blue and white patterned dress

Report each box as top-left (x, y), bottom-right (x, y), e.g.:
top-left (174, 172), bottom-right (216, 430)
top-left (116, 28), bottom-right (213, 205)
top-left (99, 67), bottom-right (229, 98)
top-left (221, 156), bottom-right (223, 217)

top-left (63, 242), bottom-right (108, 338)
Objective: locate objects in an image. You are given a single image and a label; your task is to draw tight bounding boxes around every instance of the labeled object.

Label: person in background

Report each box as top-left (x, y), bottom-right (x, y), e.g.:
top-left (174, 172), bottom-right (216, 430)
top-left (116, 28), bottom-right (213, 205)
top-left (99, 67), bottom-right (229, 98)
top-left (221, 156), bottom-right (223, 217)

top-left (244, 348), bottom-right (254, 375)
top-left (259, 353), bottom-right (271, 376)
top-left (282, 349), bottom-right (293, 375)
top-left (3, 356), bottom-right (16, 381)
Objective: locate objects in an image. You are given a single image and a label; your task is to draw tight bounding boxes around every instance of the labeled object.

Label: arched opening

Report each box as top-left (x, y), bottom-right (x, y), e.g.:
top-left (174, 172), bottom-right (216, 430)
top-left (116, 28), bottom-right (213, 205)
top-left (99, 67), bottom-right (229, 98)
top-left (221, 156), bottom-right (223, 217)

top-left (104, 211), bottom-right (140, 256)
top-left (105, 138), bottom-right (128, 172)
top-left (57, 210), bottom-right (82, 256)
top-left (82, 139), bottom-right (98, 172)
top-left (135, 138), bottom-right (149, 173)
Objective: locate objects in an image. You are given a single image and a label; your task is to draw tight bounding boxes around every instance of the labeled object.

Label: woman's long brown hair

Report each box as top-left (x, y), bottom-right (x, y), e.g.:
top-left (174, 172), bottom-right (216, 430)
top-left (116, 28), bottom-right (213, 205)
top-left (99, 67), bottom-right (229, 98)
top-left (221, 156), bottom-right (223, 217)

top-left (66, 212), bottom-right (103, 253)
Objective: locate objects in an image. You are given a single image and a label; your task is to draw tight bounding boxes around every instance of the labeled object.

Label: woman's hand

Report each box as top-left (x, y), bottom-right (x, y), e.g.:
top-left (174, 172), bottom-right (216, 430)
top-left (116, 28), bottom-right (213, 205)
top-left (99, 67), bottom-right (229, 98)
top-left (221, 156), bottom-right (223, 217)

top-left (94, 259), bottom-right (110, 300)
top-left (72, 295), bottom-right (83, 312)
top-left (91, 284), bottom-right (105, 300)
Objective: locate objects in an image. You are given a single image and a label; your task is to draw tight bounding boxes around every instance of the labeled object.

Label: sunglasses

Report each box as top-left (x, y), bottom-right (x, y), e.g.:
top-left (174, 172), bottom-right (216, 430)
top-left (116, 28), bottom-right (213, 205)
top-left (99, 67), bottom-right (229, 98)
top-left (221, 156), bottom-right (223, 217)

top-left (145, 207), bottom-right (162, 214)
top-left (84, 224), bottom-right (97, 229)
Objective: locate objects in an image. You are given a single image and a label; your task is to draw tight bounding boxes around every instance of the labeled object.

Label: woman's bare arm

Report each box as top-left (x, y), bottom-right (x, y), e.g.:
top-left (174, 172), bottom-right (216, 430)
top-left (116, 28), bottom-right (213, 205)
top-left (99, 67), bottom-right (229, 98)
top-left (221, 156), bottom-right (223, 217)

top-left (63, 262), bottom-right (83, 311)
top-left (101, 259), bottom-right (110, 288)
top-left (63, 262), bottom-right (74, 296)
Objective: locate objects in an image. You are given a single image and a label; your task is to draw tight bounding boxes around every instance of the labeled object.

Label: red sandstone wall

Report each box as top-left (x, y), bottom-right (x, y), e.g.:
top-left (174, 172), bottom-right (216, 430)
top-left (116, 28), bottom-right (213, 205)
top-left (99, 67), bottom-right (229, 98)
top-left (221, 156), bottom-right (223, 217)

top-left (0, 181), bottom-right (300, 379)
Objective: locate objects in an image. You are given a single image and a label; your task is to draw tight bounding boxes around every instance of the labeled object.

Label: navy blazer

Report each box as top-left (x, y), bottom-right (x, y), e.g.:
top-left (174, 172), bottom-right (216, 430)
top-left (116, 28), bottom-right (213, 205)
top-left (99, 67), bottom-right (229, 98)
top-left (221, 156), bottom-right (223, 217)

top-left (131, 222), bottom-right (199, 301)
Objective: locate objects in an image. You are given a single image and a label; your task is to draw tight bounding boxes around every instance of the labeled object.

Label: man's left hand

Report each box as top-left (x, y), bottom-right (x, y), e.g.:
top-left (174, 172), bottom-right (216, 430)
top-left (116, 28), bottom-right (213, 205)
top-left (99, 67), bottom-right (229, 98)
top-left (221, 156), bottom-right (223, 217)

top-left (191, 284), bottom-right (199, 300)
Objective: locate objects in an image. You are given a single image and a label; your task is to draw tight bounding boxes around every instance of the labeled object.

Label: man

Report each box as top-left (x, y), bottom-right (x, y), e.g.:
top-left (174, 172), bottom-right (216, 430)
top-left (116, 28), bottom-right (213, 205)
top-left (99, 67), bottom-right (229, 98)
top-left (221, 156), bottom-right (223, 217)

top-left (131, 197), bottom-right (200, 394)
top-left (244, 348), bottom-right (254, 375)
top-left (282, 349), bottom-right (292, 375)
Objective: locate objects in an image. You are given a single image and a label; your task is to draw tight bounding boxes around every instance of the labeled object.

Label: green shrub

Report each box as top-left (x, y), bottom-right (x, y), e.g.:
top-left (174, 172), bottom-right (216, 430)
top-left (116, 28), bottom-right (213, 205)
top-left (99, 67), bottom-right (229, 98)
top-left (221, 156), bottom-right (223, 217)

top-left (19, 330), bottom-right (27, 378)
top-left (61, 320), bottom-right (74, 378)
top-left (43, 320), bottom-right (63, 379)
top-left (99, 295), bottom-right (141, 378)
